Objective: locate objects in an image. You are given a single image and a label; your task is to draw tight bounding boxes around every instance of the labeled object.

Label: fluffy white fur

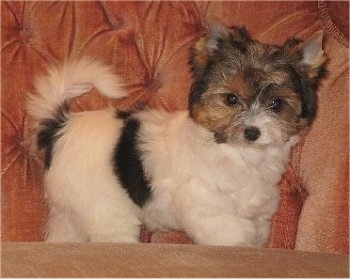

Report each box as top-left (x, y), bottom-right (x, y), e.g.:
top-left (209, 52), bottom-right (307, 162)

top-left (28, 57), bottom-right (299, 246)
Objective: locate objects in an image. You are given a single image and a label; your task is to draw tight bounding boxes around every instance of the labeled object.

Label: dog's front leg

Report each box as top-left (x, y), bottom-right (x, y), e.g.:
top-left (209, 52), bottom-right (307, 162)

top-left (174, 178), bottom-right (258, 247)
top-left (182, 213), bottom-right (257, 247)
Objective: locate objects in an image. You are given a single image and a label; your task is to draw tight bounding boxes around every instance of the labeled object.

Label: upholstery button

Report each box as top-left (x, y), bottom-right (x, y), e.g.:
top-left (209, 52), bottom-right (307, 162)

top-left (119, 28), bottom-right (135, 44)
top-left (145, 77), bottom-right (161, 93)
top-left (18, 28), bottom-right (31, 43)
top-left (111, 16), bottom-right (125, 30)
top-left (19, 139), bottom-right (31, 151)
top-left (193, 22), bottom-right (207, 35)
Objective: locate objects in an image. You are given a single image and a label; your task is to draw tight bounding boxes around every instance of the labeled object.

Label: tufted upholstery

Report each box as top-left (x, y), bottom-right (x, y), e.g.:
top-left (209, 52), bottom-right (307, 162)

top-left (1, 1), bottom-right (348, 254)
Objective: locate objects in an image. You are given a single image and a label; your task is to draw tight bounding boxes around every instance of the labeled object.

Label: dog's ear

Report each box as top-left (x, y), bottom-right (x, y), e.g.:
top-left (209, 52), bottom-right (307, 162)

top-left (300, 32), bottom-right (327, 121)
top-left (283, 31), bottom-right (327, 80)
top-left (300, 31), bottom-right (327, 79)
top-left (189, 21), bottom-right (230, 77)
top-left (190, 20), bottom-right (251, 76)
top-left (283, 31), bottom-right (327, 122)
top-left (189, 22), bottom-right (252, 78)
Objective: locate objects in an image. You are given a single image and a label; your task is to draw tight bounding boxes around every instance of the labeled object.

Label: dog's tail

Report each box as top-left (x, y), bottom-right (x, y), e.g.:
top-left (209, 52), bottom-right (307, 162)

top-left (27, 57), bottom-right (127, 122)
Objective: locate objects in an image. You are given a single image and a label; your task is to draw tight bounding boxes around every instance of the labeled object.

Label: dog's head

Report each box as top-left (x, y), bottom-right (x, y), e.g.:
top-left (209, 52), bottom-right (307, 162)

top-left (188, 22), bottom-right (327, 146)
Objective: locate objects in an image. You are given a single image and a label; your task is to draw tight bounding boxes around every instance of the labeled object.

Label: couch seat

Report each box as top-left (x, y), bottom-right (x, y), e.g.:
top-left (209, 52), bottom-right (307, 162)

top-left (1, 242), bottom-right (348, 277)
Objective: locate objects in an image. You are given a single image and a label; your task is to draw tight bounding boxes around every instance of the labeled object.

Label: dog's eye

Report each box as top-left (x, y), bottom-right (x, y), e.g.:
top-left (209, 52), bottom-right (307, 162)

top-left (269, 98), bottom-right (284, 113)
top-left (226, 93), bottom-right (239, 106)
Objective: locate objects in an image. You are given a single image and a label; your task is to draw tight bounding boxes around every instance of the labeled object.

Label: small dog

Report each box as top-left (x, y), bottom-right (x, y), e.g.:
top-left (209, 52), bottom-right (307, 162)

top-left (27, 22), bottom-right (327, 246)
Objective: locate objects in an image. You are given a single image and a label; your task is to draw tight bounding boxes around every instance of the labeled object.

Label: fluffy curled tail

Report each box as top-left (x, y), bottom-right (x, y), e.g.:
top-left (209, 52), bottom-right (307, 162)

top-left (27, 57), bottom-right (127, 122)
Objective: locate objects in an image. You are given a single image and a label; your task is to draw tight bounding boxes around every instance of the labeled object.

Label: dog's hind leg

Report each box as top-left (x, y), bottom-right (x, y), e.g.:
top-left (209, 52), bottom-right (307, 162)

top-left (45, 205), bottom-right (87, 242)
top-left (78, 184), bottom-right (142, 243)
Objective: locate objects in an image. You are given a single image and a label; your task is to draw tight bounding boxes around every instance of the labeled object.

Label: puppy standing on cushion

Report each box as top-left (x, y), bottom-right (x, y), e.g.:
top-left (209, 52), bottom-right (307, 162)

top-left (27, 22), bottom-right (327, 246)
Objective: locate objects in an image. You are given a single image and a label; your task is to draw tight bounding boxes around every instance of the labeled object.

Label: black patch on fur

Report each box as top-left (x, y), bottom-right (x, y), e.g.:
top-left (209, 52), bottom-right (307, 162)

top-left (188, 71), bottom-right (212, 111)
top-left (229, 25), bottom-right (251, 53)
top-left (113, 117), bottom-right (151, 207)
top-left (116, 110), bottom-right (132, 120)
top-left (301, 65), bottom-right (328, 121)
top-left (288, 66), bottom-right (318, 120)
top-left (37, 105), bottom-right (67, 169)
top-left (284, 62), bottom-right (327, 122)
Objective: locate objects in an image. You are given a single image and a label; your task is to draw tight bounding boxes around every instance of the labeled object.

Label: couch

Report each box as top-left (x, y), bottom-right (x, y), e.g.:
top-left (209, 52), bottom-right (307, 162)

top-left (1, 1), bottom-right (349, 277)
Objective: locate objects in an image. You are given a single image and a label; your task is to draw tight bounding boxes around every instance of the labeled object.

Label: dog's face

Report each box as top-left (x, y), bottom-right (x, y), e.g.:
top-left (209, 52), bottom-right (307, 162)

top-left (189, 23), bottom-right (327, 146)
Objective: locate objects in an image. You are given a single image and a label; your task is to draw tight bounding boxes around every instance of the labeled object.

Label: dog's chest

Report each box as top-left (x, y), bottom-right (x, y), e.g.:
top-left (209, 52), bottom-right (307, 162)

top-left (146, 143), bottom-right (286, 225)
top-left (202, 147), bottom-right (284, 217)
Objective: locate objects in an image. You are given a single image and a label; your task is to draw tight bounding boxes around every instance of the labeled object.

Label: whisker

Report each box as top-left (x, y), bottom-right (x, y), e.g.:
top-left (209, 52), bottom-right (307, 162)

top-left (219, 70), bottom-right (227, 84)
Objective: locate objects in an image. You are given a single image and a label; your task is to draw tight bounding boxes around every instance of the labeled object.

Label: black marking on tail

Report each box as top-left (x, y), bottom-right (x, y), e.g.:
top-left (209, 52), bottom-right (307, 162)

top-left (38, 105), bottom-right (68, 169)
top-left (113, 116), bottom-right (152, 207)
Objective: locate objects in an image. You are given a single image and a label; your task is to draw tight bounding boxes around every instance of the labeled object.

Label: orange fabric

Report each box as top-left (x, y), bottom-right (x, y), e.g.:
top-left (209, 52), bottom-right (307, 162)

top-left (1, 1), bottom-right (348, 254)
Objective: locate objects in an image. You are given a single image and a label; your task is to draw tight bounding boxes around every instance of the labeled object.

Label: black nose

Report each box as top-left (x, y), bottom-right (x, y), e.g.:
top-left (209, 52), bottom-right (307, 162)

top-left (244, 127), bottom-right (261, 141)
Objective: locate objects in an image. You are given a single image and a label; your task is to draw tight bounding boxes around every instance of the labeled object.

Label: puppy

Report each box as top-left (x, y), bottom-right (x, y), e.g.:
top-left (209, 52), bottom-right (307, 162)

top-left (27, 22), bottom-right (327, 246)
